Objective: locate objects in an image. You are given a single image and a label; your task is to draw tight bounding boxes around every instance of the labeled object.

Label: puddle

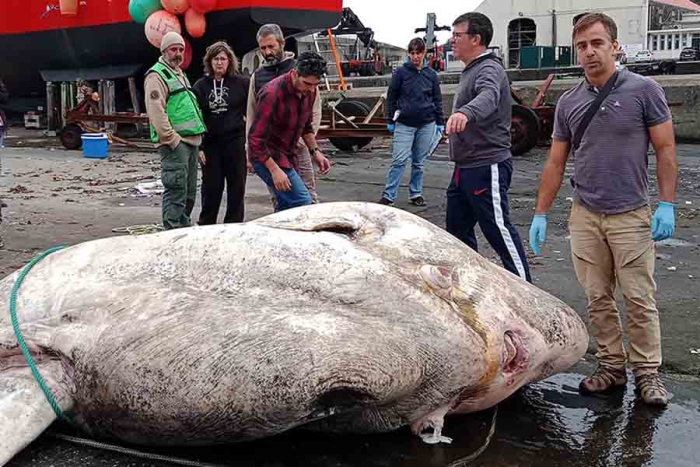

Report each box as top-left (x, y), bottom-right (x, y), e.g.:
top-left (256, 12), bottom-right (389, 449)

top-left (10, 364), bottom-right (700, 467)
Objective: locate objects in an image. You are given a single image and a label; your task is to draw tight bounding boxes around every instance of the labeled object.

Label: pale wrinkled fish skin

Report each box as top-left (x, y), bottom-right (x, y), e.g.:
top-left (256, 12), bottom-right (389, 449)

top-left (0, 202), bottom-right (587, 451)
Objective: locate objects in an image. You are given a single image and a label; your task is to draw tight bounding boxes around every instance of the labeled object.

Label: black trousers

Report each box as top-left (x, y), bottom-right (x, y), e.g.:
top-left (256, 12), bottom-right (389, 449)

top-left (446, 159), bottom-right (532, 283)
top-left (198, 134), bottom-right (247, 225)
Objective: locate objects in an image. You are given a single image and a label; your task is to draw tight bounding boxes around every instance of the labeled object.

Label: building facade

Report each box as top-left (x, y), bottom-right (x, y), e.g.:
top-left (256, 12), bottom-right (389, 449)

top-left (473, 0), bottom-right (700, 67)
top-left (646, 0), bottom-right (700, 58)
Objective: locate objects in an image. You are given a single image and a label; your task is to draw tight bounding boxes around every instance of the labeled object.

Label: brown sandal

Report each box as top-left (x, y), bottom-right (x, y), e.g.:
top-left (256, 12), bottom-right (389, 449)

top-left (635, 373), bottom-right (669, 407)
top-left (579, 366), bottom-right (627, 395)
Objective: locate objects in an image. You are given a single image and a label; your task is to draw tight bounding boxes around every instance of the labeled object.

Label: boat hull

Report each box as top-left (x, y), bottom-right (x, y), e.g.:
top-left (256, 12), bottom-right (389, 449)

top-left (0, 2), bottom-right (341, 101)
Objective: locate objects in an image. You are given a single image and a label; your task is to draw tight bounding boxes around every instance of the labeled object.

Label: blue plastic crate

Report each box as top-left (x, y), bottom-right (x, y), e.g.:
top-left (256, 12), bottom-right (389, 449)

top-left (81, 133), bottom-right (109, 159)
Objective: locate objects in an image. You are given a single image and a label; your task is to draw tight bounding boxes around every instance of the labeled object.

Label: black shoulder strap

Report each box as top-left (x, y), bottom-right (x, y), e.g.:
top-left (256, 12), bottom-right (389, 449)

top-left (572, 71), bottom-right (619, 151)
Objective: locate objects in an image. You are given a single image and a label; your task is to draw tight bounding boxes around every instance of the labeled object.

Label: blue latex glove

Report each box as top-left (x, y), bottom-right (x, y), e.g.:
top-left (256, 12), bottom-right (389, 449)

top-left (387, 123), bottom-right (395, 133)
top-left (651, 201), bottom-right (675, 241)
top-left (529, 214), bottom-right (548, 256)
top-left (436, 125), bottom-right (445, 134)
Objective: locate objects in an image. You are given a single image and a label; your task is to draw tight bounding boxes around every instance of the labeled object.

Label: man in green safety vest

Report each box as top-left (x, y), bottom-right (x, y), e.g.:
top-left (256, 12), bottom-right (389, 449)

top-left (145, 31), bottom-right (206, 230)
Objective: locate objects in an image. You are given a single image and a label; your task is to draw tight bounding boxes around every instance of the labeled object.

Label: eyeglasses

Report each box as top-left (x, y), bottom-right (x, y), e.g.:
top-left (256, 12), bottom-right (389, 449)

top-left (451, 32), bottom-right (474, 40)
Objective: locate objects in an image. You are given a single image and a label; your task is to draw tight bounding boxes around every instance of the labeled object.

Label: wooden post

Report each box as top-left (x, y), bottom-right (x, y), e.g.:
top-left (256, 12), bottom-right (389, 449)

top-left (98, 80), bottom-right (105, 115)
top-left (60, 82), bottom-right (73, 128)
top-left (98, 80), bottom-right (116, 131)
top-left (46, 81), bottom-right (57, 131)
top-left (128, 77), bottom-right (141, 114)
top-left (363, 93), bottom-right (386, 124)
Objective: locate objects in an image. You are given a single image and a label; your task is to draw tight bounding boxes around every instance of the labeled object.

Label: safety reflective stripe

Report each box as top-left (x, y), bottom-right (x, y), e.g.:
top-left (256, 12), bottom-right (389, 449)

top-left (172, 121), bottom-right (201, 131)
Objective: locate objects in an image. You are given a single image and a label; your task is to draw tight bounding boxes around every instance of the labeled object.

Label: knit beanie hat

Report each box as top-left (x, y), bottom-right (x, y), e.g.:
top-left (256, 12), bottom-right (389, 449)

top-left (160, 31), bottom-right (185, 52)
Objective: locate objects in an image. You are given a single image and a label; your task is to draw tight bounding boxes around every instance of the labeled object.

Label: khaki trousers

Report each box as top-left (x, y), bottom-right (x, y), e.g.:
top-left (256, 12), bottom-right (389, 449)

top-left (569, 201), bottom-right (661, 375)
top-left (268, 140), bottom-right (318, 209)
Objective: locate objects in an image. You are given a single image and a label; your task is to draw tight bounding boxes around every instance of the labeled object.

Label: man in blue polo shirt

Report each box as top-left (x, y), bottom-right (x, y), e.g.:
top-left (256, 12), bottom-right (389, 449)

top-left (529, 13), bottom-right (678, 407)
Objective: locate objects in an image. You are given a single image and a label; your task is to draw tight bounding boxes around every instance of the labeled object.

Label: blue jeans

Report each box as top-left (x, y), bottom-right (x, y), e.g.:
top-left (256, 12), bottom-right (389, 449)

top-left (382, 121), bottom-right (436, 202)
top-left (253, 161), bottom-right (312, 212)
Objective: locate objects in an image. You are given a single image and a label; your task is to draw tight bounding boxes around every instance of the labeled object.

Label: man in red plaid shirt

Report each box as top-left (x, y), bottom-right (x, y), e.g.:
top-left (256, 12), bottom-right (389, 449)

top-left (248, 52), bottom-right (331, 211)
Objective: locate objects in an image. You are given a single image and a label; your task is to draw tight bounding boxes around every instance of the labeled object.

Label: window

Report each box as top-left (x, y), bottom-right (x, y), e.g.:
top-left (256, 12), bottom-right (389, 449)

top-left (660, 35), bottom-right (665, 50)
top-left (667, 35), bottom-right (672, 49)
top-left (674, 34), bottom-right (680, 50)
top-left (652, 36), bottom-right (658, 51)
top-left (683, 35), bottom-right (688, 47)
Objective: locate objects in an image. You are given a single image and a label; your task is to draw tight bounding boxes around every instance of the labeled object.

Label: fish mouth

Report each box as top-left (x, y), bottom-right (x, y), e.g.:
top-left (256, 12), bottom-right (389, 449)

top-left (502, 331), bottom-right (529, 375)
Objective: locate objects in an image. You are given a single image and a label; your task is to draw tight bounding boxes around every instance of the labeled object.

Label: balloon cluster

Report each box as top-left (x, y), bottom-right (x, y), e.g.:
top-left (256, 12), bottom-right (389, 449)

top-left (128, 0), bottom-right (218, 69)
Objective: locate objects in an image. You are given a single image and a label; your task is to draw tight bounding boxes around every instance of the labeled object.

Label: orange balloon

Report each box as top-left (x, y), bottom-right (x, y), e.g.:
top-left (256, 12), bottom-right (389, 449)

top-left (160, 0), bottom-right (189, 15)
top-left (144, 10), bottom-right (182, 48)
top-left (182, 38), bottom-right (193, 70)
top-left (189, 0), bottom-right (217, 14)
top-left (185, 8), bottom-right (206, 38)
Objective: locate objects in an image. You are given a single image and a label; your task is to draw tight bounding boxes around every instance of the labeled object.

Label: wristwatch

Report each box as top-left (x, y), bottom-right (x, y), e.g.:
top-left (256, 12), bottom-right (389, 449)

top-left (310, 147), bottom-right (320, 155)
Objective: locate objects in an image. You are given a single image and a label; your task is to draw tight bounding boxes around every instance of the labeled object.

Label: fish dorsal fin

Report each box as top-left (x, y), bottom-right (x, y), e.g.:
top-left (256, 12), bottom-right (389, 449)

top-left (0, 362), bottom-right (74, 465)
top-left (250, 203), bottom-right (377, 238)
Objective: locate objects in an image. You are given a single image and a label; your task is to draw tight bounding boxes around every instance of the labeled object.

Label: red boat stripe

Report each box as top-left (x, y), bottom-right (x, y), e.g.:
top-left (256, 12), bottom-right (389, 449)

top-left (0, 0), bottom-right (342, 35)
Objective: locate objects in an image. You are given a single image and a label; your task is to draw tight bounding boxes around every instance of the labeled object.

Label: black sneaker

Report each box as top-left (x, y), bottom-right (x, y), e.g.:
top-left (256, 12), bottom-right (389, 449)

top-left (378, 197), bottom-right (394, 206)
top-left (409, 196), bottom-right (426, 207)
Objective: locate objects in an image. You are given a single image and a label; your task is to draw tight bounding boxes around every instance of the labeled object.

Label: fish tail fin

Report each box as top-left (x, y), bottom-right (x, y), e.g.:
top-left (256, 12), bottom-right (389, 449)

top-left (0, 361), bottom-right (73, 466)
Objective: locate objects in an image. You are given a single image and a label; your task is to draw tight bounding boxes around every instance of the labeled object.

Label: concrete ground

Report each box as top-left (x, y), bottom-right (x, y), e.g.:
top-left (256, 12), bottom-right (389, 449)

top-left (1, 135), bottom-right (699, 466)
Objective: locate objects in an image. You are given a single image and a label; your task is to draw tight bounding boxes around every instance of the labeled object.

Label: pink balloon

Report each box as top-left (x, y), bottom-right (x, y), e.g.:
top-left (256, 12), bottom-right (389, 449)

top-left (189, 0), bottom-right (217, 14)
top-left (182, 38), bottom-right (193, 70)
top-left (185, 8), bottom-right (206, 38)
top-left (144, 10), bottom-right (182, 48)
top-left (161, 0), bottom-right (189, 15)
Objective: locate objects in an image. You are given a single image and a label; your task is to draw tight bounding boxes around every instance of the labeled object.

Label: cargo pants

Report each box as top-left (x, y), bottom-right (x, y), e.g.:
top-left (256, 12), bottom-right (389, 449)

top-left (159, 141), bottom-right (199, 230)
top-left (569, 201), bottom-right (661, 375)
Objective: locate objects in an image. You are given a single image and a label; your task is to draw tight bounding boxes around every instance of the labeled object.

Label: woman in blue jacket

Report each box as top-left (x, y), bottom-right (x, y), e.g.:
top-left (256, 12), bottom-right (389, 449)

top-left (379, 37), bottom-right (444, 207)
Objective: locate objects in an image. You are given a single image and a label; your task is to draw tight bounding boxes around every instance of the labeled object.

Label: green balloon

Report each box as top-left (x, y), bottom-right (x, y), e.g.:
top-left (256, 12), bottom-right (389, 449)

top-left (129, 0), bottom-right (164, 24)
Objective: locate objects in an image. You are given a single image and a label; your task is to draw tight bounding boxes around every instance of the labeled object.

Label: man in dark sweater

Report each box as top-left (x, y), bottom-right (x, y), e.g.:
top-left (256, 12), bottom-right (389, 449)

top-left (445, 12), bottom-right (531, 283)
top-left (245, 23), bottom-right (322, 207)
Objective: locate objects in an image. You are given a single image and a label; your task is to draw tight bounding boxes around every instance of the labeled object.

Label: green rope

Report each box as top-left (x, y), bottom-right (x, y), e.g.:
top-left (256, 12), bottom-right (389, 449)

top-left (9, 245), bottom-right (70, 422)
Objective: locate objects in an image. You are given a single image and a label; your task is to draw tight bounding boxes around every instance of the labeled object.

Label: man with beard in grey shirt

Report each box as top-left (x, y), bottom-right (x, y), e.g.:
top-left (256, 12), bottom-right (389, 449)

top-left (445, 12), bottom-right (531, 283)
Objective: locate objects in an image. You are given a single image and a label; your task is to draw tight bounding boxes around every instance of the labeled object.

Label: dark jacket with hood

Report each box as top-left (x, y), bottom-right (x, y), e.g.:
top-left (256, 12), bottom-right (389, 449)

top-left (449, 52), bottom-right (512, 168)
top-left (385, 59), bottom-right (443, 128)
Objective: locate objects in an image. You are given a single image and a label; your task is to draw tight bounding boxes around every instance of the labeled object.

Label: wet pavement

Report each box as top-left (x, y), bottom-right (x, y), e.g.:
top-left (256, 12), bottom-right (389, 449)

top-left (7, 358), bottom-right (700, 467)
top-left (2, 139), bottom-right (700, 467)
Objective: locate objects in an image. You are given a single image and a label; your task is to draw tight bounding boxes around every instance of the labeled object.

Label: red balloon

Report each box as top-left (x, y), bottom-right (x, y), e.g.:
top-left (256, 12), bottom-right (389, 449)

top-left (185, 8), bottom-right (206, 38)
top-left (161, 0), bottom-right (189, 15)
top-left (144, 10), bottom-right (182, 49)
top-left (181, 38), bottom-right (193, 70)
top-left (190, 0), bottom-right (217, 14)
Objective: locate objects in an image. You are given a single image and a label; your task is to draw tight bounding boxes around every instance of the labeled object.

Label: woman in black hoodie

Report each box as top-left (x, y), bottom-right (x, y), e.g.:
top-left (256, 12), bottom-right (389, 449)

top-left (193, 41), bottom-right (250, 224)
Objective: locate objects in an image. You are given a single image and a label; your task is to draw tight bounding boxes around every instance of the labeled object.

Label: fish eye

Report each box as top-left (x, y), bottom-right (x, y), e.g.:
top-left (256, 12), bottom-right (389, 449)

top-left (419, 265), bottom-right (452, 290)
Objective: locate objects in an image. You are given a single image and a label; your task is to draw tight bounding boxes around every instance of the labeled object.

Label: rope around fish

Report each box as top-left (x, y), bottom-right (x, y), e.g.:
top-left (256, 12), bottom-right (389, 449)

top-left (445, 405), bottom-right (499, 466)
top-left (47, 432), bottom-right (229, 467)
top-left (111, 223), bottom-right (165, 235)
top-left (48, 409), bottom-right (498, 467)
